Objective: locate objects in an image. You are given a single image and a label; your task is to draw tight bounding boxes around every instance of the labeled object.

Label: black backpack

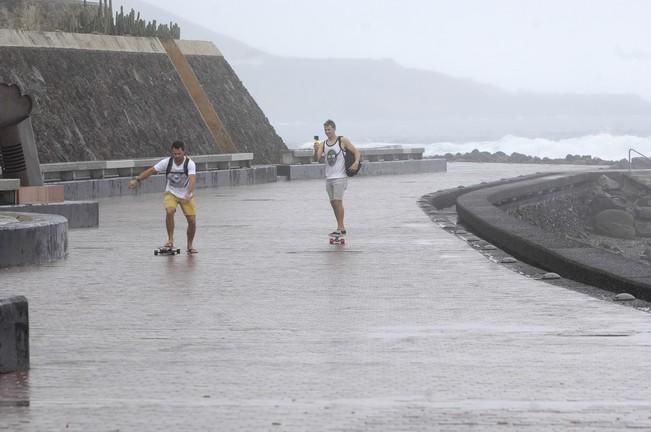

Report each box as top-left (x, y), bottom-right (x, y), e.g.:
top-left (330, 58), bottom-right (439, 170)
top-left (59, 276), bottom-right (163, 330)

top-left (338, 136), bottom-right (362, 177)
top-left (165, 156), bottom-right (190, 178)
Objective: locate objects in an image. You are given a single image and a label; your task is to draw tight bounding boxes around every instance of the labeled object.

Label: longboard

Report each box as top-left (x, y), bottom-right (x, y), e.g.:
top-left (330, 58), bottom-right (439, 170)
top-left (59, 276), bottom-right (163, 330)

top-left (154, 246), bottom-right (181, 256)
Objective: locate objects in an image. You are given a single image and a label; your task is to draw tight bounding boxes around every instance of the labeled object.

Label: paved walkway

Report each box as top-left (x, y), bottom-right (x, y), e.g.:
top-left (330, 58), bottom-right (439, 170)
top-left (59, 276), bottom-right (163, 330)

top-left (2, 162), bottom-right (651, 431)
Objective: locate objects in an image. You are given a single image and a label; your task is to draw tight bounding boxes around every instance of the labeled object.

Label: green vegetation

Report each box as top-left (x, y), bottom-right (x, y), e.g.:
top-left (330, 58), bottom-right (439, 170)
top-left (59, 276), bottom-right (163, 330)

top-left (62, 0), bottom-right (180, 39)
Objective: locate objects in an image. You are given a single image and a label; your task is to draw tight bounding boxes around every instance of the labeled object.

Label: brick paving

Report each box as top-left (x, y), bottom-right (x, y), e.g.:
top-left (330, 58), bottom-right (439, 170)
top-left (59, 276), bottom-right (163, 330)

top-left (1, 162), bottom-right (651, 431)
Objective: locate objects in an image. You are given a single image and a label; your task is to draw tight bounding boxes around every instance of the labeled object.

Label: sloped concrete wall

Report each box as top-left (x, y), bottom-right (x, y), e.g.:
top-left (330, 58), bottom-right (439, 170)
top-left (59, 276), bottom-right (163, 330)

top-left (0, 30), bottom-right (219, 163)
top-left (179, 41), bottom-right (287, 164)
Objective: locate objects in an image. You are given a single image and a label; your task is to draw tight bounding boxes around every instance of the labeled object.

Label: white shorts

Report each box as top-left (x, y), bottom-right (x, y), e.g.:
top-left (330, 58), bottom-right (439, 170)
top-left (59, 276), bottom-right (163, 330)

top-left (326, 177), bottom-right (348, 200)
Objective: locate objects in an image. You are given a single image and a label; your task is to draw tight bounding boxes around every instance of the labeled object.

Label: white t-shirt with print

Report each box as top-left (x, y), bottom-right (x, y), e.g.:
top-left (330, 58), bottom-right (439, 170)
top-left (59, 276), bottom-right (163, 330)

top-left (153, 157), bottom-right (197, 198)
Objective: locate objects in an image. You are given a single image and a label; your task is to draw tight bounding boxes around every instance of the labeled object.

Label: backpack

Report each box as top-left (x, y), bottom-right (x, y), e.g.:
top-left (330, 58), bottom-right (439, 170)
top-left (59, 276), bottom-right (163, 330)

top-left (338, 136), bottom-right (362, 177)
top-left (165, 156), bottom-right (190, 178)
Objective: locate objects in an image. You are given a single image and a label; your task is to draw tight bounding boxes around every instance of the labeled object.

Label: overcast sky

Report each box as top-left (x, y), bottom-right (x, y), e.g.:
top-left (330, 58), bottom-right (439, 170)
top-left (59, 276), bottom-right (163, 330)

top-left (118, 0), bottom-right (651, 101)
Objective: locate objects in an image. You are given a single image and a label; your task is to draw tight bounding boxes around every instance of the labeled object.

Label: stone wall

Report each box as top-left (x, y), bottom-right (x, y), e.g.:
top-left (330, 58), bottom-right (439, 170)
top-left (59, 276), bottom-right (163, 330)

top-left (0, 0), bottom-right (84, 33)
top-left (179, 41), bottom-right (287, 164)
top-left (0, 30), bottom-right (287, 164)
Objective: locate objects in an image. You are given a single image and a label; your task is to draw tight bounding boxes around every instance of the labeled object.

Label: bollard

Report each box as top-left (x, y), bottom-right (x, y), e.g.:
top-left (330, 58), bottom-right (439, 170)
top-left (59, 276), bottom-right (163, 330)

top-left (0, 296), bottom-right (29, 374)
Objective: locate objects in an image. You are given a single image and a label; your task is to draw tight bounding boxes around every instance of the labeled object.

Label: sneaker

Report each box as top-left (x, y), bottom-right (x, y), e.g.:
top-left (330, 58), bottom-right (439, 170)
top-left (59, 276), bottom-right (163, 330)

top-left (340, 229), bottom-right (347, 235)
top-left (329, 230), bottom-right (342, 237)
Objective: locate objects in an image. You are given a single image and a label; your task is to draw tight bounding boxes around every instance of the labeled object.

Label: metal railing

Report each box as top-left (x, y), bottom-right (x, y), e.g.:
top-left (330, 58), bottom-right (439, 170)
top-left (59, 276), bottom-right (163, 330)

top-left (628, 148), bottom-right (651, 174)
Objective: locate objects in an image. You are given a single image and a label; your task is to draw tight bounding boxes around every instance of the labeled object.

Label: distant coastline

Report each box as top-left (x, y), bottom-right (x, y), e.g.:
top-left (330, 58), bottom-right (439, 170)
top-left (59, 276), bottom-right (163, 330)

top-left (433, 149), bottom-right (616, 166)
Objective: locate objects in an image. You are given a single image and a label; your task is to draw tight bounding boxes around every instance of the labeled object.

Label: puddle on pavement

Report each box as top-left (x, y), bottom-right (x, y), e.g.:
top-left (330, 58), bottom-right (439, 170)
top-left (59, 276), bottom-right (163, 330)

top-left (0, 214), bottom-right (21, 225)
top-left (0, 372), bottom-right (30, 407)
top-left (286, 250), bottom-right (364, 254)
top-left (72, 246), bottom-right (115, 251)
top-left (240, 198), bottom-right (276, 202)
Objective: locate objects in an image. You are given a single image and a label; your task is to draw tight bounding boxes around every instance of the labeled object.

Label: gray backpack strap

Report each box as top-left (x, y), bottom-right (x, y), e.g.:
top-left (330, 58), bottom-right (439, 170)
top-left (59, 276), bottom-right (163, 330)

top-left (165, 157), bottom-right (173, 176)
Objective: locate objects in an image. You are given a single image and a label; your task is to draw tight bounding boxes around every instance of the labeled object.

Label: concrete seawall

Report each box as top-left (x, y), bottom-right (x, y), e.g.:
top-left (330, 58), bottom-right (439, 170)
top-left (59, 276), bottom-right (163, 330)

top-left (161, 39), bottom-right (236, 154)
top-left (0, 30), bottom-right (217, 162)
top-left (180, 41), bottom-right (287, 165)
top-left (0, 30), bottom-right (288, 164)
top-left (442, 170), bottom-right (651, 301)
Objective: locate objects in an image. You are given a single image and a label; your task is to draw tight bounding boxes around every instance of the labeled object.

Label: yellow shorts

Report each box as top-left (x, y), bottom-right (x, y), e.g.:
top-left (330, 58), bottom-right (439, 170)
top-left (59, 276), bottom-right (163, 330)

top-left (163, 192), bottom-right (196, 216)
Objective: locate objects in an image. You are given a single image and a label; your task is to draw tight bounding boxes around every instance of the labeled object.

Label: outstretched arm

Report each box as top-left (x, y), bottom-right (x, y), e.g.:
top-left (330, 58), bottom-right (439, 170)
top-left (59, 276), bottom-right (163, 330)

top-left (128, 166), bottom-right (157, 189)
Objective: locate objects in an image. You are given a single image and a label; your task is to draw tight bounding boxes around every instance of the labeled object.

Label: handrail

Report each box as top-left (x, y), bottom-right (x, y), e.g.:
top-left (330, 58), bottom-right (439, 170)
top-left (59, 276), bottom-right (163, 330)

top-left (628, 148), bottom-right (651, 174)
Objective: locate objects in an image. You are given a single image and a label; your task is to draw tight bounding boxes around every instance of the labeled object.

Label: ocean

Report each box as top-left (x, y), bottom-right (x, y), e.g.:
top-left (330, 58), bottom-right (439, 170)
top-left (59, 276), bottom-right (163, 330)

top-left (296, 134), bottom-right (651, 162)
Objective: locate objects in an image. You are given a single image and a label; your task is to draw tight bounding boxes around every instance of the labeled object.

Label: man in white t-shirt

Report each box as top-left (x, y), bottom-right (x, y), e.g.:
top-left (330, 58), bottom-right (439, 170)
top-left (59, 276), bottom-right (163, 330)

top-left (128, 140), bottom-right (198, 254)
top-left (312, 119), bottom-right (360, 237)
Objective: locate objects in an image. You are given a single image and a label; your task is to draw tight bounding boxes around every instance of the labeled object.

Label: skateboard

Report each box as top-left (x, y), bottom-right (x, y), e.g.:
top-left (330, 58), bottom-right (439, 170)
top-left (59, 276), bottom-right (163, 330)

top-left (329, 234), bottom-right (346, 245)
top-left (154, 245), bottom-right (181, 256)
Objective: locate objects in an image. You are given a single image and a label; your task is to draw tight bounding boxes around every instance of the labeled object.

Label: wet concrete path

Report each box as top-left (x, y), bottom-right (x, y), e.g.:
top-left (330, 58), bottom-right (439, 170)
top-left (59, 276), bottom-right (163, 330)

top-left (2, 163), bottom-right (651, 431)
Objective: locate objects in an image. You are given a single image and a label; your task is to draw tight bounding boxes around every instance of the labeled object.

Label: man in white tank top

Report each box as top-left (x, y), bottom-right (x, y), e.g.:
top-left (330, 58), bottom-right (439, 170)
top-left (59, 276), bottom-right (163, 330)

top-left (312, 119), bottom-right (361, 237)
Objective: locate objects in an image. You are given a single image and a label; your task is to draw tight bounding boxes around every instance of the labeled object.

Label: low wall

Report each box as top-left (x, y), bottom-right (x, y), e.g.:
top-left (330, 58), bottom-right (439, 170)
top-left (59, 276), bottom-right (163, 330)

top-left (421, 172), bottom-right (569, 210)
top-left (277, 159), bottom-right (446, 180)
top-left (59, 165), bottom-right (277, 200)
top-left (40, 153), bottom-right (254, 182)
top-left (281, 146), bottom-right (425, 165)
top-left (0, 211), bottom-right (67, 267)
top-left (0, 296), bottom-right (29, 374)
top-left (451, 170), bottom-right (651, 301)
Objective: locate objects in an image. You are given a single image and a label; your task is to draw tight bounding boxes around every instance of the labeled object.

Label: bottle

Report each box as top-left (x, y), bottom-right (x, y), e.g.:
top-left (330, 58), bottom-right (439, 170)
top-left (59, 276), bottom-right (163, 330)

top-left (312, 135), bottom-right (320, 162)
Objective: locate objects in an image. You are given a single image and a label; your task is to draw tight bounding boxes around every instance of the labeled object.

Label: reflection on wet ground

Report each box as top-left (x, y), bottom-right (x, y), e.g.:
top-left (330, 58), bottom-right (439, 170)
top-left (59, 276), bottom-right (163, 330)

top-left (2, 163), bottom-right (651, 430)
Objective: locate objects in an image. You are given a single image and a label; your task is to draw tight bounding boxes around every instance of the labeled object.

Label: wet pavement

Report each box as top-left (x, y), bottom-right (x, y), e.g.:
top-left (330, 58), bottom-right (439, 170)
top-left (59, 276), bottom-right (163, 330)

top-left (2, 162), bottom-right (651, 431)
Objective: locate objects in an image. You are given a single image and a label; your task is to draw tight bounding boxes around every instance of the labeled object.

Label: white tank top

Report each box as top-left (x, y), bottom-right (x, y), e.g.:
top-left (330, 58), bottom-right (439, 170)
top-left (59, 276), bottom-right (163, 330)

top-left (324, 137), bottom-right (347, 179)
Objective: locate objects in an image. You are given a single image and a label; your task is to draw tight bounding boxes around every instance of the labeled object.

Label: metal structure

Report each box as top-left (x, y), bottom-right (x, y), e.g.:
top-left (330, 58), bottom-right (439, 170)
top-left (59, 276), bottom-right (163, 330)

top-left (628, 148), bottom-right (651, 173)
top-left (0, 83), bottom-right (43, 186)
